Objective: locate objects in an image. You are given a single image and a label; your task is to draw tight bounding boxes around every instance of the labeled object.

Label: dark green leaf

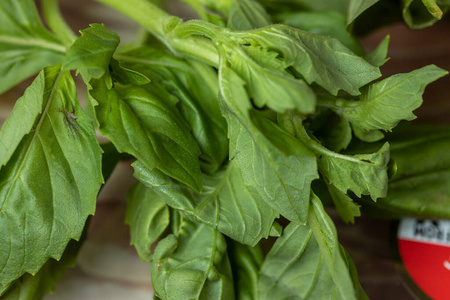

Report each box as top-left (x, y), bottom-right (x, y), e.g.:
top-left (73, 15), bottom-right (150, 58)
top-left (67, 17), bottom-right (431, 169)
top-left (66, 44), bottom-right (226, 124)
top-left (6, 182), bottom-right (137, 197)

top-left (227, 240), bottom-right (263, 300)
top-left (126, 181), bottom-right (170, 262)
top-left (327, 182), bottom-right (361, 224)
top-left (347, 0), bottom-right (379, 24)
top-left (109, 59), bottom-right (150, 86)
top-left (0, 0), bottom-right (65, 93)
top-left (117, 47), bottom-right (228, 174)
top-left (151, 217), bottom-right (235, 300)
top-left (219, 64), bottom-right (318, 223)
top-left (0, 65), bottom-right (103, 286)
top-left (88, 79), bottom-right (202, 191)
top-left (133, 160), bottom-right (278, 246)
top-left (258, 195), bottom-right (359, 299)
top-left (356, 124), bottom-right (450, 218)
top-left (315, 115), bottom-right (353, 152)
top-left (63, 24), bottom-right (120, 82)
top-left (340, 246), bottom-right (369, 300)
top-left (222, 42), bottom-right (316, 114)
top-left (341, 65), bottom-right (448, 132)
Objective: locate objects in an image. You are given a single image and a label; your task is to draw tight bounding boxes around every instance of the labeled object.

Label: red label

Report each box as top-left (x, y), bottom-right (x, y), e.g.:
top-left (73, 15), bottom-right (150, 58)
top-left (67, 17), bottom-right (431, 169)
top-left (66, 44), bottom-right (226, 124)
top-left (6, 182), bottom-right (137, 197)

top-left (398, 219), bottom-right (450, 300)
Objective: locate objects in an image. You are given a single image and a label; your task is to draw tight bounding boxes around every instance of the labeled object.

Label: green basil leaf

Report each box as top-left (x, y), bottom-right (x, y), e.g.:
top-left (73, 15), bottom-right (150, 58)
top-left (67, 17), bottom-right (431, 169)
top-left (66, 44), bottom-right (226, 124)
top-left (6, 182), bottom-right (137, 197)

top-left (0, 0), bottom-right (65, 94)
top-left (277, 10), bottom-right (364, 55)
top-left (151, 218), bottom-right (235, 300)
top-left (227, 0), bottom-right (271, 30)
top-left (227, 241), bottom-right (263, 300)
top-left (181, 0), bottom-right (229, 26)
top-left (88, 80), bottom-right (202, 191)
top-left (117, 47), bottom-right (228, 174)
top-left (318, 143), bottom-right (390, 200)
top-left (347, 0), bottom-right (379, 25)
top-left (109, 59), bottom-right (150, 86)
top-left (126, 181), bottom-right (170, 262)
top-left (315, 115), bottom-right (353, 152)
top-left (63, 24), bottom-right (120, 82)
top-left (341, 65), bottom-right (448, 132)
top-left (0, 230), bottom-right (86, 299)
top-left (364, 35), bottom-right (390, 67)
top-left (235, 25), bottom-right (381, 96)
top-left (0, 65), bottom-right (103, 286)
top-left (222, 42), bottom-right (316, 114)
top-left (219, 64), bottom-right (318, 223)
top-left (258, 195), bottom-right (359, 299)
top-left (340, 246), bottom-right (369, 300)
top-left (133, 160), bottom-right (278, 246)
top-left (359, 124), bottom-right (450, 218)
top-left (326, 182), bottom-right (361, 224)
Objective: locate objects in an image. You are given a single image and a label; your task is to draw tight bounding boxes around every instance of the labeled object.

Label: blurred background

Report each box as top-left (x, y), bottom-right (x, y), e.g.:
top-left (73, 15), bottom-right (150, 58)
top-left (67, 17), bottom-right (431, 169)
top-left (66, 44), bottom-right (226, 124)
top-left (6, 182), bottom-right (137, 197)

top-left (1, 1), bottom-right (449, 299)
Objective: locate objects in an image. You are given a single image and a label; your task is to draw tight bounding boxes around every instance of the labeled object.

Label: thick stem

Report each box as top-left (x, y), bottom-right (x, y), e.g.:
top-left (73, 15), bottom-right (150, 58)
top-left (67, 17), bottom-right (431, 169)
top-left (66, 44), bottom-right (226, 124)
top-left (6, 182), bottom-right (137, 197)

top-left (96, 0), bottom-right (219, 66)
top-left (41, 0), bottom-right (77, 46)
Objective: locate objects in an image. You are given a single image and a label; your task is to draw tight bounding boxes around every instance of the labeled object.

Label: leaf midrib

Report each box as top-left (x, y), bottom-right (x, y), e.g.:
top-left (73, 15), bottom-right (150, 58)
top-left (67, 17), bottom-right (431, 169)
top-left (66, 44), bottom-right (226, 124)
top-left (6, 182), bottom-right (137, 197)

top-left (0, 35), bottom-right (65, 53)
top-left (0, 70), bottom-right (64, 213)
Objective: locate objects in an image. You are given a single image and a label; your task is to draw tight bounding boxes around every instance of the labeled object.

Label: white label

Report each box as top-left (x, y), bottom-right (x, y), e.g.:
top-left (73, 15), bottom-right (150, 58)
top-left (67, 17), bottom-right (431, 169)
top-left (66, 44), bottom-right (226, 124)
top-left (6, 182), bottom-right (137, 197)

top-left (398, 218), bottom-right (450, 247)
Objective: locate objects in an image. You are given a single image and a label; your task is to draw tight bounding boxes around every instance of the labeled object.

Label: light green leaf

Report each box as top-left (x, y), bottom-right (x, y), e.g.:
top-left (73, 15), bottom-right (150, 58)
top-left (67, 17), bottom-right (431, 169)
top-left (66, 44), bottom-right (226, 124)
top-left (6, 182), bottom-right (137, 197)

top-left (0, 232), bottom-right (85, 300)
top-left (181, 0), bottom-right (230, 26)
top-left (0, 65), bottom-right (103, 286)
top-left (319, 143), bottom-right (390, 200)
top-left (219, 64), bottom-right (318, 223)
top-left (235, 25), bottom-right (381, 96)
top-left (63, 24), bottom-right (120, 82)
top-left (277, 10), bottom-right (364, 55)
top-left (0, 0), bottom-right (65, 94)
top-left (258, 195), bottom-right (359, 300)
top-left (126, 181), bottom-right (170, 262)
top-left (352, 125), bottom-right (385, 142)
top-left (109, 59), bottom-right (150, 86)
top-left (227, 241), bottom-right (263, 300)
top-left (222, 42), bottom-right (316, 114)
top-left (133, 160), bottom-right (278, 246)
top-left (259, 0), bottom-right (350, 15)
top-left (341, 65), bottom-right (448, 132)
top-left (117, 47), bottom-right (228, 174)
top-left (88, 79), bottom-right (202, 191)
top-left (151, 218), bottom-right (235, 300)
top-left (364, 35), bottom-right (390, 67)
top-left (347, 0), bottom-right (379, 25)
top-left (326, 182), bottom-right (361, 224)
top-left (227, 0), bottom-right (271, 30)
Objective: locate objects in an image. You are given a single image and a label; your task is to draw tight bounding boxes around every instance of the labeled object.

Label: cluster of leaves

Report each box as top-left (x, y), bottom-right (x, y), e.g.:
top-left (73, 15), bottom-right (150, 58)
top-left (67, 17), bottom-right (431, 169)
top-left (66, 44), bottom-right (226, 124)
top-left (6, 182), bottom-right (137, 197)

top-left (0, 0), bottom-right (449, 299)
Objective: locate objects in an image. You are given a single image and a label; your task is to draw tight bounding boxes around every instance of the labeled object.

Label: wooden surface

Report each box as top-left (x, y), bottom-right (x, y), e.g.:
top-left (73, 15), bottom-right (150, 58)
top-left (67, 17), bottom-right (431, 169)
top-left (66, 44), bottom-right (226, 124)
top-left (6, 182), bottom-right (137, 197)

top-left (0, 1), bottom-right (449, 299)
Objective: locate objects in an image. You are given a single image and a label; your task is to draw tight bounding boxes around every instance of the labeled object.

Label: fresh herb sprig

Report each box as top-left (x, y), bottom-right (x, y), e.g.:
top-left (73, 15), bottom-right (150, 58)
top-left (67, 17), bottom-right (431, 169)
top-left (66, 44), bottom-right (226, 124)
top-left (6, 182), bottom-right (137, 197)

top-left (0, 0), bottom-right (449, 299)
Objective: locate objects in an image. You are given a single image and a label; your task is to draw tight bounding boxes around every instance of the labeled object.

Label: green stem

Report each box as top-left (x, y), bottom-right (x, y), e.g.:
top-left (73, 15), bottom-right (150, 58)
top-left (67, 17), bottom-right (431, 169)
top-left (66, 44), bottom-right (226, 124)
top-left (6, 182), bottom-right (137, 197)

top-left (316, 96), bottom-right (358, 111)
top-left (41, 0), bottom-right (77, 46)
top-left (292, 114), bottom-right (367, 164)
top-left (96, 0), bottom-right (219, 66)
top-left (422, 0), bottom-right (443, 20)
